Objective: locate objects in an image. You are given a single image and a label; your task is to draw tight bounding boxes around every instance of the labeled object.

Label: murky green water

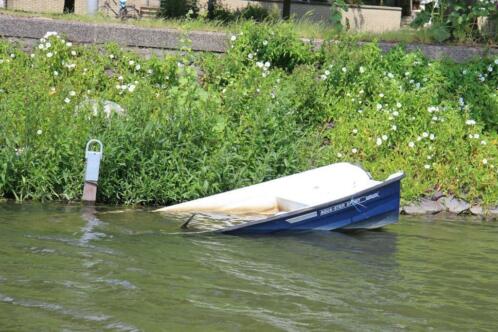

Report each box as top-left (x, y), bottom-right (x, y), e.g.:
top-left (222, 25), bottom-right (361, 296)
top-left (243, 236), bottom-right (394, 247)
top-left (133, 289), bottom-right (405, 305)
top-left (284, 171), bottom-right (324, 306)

top-left (1, 202), bottom-right (498, 331)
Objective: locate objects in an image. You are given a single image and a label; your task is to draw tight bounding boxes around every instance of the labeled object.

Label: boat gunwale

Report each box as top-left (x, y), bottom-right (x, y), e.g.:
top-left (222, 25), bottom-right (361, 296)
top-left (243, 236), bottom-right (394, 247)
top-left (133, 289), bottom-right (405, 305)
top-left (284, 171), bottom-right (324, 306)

top-left (216, 172), bottom-right (405, 233)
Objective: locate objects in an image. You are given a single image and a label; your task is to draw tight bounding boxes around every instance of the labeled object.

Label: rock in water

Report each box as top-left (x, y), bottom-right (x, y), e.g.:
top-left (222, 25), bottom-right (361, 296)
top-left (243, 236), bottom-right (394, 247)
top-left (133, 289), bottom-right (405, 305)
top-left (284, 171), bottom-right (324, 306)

top-left (403, 199), bottom-right (443, 215)
top-left (489, 207), bottom-right (498, 220)
top-left (438, 197), bottom-right (470, 214)
top-left (470, 205), bottom-right (484, 216)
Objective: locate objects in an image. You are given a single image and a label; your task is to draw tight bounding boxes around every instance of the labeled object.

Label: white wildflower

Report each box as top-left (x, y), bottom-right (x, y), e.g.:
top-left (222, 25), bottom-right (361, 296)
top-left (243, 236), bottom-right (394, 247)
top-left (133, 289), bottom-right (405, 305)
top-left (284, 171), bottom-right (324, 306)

top-left (324, 70), bottom-right (330, 76)
top-left (429, 134), bottom-right (435, 140)
top-left (424, 164), bottom-right (431, 169)
top-left (376, 104), bottom-right (382, 110)
top-left (408, 141), bottom-right (415, 148)
top-left (46, 52), bottom-right (53, 58)
top-left (379, 93), bottom-right (384, 98)
top-left (135, 64), bottom-right (141, 71)
top-left (256, 61), bottom-right (264, 68)
top-left (263, 40), bottom-right (268, 46)
top-left (337, 153), bottom-right (343, 158)
top-left (66, 42), bottom-right (72, 47)
top-left (230, 35), bottom-right (237, 42)
top-left (64, 97), bottom-right (70, 104)
top-left (264, 61), bottom-right (271, 68)
top-left (482, 159), bottom-right (488, 165)
top-left (352, 129), bottom-right (358, 134)
top-left (396, 102), bottom-right (402, 108)
top-left (44, 31), bottom-right (58, 38)
top-left (422, 132), bottom-right (429, 138)
top-left (488, 65), bottom-right (493, 72)
top-left (128, 84), bottom-right (136, 93)
top-left (71, 50), bottom-right (77, 56)
top-left (391, 125), bottom-right (397, 131)
top-left (36, 129), bottom-right (42, 135)
top-left (45, 42), bottom-right (51, 48)
top-left (352, 148), bottom-right (358, 154)
top-left (10, 53), bottom-right (15, 59)
top-left (481, 140), bottom-right (487, 145)
top-left (359, 66), bottom-right (365, 74)
top-left (382, 135), bottom-right (388, 141)
top-left (473, 133), bottom-right (480, 139)
top-left (465, 119), bottom-right (476, 126)
top-left (342, 67), bottom-right (347, 73)
top-left (69, 91), bottom-right (76, 97)
top-left (118, 76), bottom-right (123, 81)
top-left (129, 60), bottom-right (135, 66)
top-left (376, 138), bottom-right (383, 146)
top-left (53, 71), bottom-right (59, 76)
top-left (248, 53), bottom-right (254, 60)
top-left (393, 111), bottom-right (399, 117)
top-left (110, 54), bottom-right (115, 59)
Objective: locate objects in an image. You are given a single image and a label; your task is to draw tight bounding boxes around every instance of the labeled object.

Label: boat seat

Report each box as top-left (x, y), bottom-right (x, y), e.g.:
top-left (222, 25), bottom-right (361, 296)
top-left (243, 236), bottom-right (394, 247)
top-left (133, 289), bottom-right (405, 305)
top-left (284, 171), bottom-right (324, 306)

top-left (275, 197), bottom-right (309, 212)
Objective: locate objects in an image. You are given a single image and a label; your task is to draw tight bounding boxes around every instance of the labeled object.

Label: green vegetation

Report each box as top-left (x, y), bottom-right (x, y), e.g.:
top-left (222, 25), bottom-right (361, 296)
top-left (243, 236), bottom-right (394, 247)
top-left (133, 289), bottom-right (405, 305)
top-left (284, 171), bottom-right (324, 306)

top-left (411, 0), bottom-right (498, 44)
top-left (0, 22), bottom-right (497, 206)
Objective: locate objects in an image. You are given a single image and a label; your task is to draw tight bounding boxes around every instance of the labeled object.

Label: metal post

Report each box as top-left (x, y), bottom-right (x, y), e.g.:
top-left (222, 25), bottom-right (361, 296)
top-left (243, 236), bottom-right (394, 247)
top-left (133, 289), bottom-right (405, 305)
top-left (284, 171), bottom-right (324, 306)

top-left (82, 139), bottom-right (103, 203)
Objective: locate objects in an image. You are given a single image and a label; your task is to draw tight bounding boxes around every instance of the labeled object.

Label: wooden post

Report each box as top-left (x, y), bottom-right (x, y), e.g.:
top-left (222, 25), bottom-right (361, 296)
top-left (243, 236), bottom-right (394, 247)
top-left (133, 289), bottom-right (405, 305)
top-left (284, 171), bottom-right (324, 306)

top-left (82, 182), bottom-right (98, 203)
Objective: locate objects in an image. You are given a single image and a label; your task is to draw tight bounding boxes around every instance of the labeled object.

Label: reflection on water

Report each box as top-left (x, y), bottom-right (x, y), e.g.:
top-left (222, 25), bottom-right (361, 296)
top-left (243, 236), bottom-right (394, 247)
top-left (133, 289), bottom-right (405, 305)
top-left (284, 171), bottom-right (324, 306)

top-left (1, 202), bottom-right (498, 331)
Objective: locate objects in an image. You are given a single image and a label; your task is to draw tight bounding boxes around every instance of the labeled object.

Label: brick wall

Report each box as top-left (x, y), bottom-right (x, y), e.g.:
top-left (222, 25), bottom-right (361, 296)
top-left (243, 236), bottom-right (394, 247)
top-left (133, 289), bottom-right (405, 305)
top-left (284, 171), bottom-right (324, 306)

top-left (6, 0), bottom-right (64, 13)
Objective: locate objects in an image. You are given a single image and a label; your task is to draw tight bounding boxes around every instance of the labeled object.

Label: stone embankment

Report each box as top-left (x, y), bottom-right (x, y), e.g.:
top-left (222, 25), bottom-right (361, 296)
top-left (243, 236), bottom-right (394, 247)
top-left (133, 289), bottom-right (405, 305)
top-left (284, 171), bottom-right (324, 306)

top-left (402, 195), bottom-right (498, 220)
top-left (1, 14), bottom-right (498, 62)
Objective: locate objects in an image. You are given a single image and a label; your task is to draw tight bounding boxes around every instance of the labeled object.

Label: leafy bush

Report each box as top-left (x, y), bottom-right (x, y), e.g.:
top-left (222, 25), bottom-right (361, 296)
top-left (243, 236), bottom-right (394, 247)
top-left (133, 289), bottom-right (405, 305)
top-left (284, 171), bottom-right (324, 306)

top-left (160, 0), bottom-right (198, 19)
top-left (411, 0), bottom-right (498, 43)
top-left (0, 26), bottom-right (497, 206)
top-left (206, 4), bottom-right (273, 24)
top-left (225, 21), bottom-right (318, 73)
top-left (237, 5), bottom-right (273, 22)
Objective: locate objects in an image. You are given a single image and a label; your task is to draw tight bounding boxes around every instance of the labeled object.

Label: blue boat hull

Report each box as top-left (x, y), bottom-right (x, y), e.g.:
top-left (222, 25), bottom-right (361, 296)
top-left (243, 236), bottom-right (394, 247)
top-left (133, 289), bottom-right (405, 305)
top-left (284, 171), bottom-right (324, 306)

top-left (219, 177), bottom-right (402, 235)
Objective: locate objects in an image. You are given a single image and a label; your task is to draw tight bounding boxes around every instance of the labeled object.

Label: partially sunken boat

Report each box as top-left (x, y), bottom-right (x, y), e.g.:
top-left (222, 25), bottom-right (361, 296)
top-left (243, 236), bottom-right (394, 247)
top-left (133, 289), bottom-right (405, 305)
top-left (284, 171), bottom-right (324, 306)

top-left (156, 163), bottom-right (404, 235)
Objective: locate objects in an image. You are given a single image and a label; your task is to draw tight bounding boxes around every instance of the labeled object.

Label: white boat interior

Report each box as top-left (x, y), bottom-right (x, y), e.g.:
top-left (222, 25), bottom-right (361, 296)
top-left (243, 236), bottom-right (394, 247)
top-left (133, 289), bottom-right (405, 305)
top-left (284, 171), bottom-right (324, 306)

top-left (156, 163), bottom-right (401, 216)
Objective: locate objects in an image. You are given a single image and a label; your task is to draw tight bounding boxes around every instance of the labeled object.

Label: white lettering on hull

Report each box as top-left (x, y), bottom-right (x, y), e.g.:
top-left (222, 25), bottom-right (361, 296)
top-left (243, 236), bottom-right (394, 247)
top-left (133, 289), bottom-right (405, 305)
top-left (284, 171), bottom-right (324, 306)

top-left (319, 192), bottom-right (380, 216)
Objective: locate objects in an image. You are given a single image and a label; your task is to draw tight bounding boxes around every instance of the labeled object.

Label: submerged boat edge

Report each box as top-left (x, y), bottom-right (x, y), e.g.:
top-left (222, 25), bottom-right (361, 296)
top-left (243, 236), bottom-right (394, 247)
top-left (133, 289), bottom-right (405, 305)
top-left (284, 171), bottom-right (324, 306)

top-left (217, 173), bottom-right (405, 235)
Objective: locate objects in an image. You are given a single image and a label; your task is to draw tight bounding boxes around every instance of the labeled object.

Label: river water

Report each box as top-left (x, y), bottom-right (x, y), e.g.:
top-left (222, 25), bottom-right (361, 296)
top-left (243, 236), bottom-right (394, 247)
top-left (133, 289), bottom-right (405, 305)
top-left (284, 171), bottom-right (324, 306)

top-left (1, 202), bottom-right (497, 331)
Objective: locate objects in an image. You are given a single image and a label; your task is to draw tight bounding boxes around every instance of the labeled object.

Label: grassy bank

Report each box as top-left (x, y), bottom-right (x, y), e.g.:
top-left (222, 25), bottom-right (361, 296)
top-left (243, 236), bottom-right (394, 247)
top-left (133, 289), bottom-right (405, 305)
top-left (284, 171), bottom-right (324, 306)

top-left (0, 22), bottom-right (497, 206)
top-left (1, 8), bottom-right (495, 47)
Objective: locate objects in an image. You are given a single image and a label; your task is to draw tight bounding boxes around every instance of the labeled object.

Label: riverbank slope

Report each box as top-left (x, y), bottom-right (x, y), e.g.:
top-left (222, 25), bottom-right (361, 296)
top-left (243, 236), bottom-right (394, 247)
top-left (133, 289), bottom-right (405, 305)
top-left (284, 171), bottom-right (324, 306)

top-left (0, 23), bottom-right (497, 216)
